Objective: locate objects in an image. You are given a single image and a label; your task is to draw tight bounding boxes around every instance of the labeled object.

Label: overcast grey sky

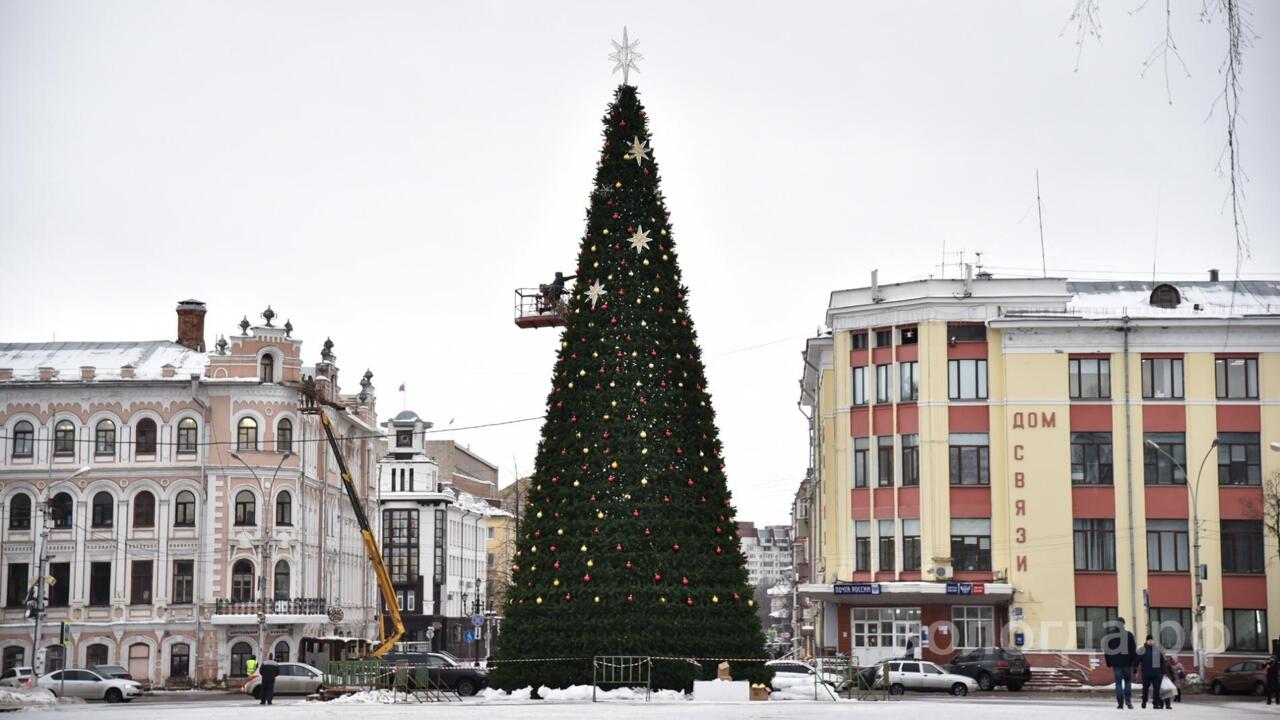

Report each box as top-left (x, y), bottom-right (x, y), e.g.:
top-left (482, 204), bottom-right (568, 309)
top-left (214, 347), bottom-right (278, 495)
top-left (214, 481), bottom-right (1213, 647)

top-left (2, 1), bottom-right (1277, 525)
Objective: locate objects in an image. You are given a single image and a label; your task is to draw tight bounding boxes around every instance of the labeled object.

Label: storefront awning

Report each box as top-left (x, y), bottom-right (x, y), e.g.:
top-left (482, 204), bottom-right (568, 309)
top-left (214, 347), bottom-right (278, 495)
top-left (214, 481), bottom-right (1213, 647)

top-left (797, 581), bottom-right (1015, 606)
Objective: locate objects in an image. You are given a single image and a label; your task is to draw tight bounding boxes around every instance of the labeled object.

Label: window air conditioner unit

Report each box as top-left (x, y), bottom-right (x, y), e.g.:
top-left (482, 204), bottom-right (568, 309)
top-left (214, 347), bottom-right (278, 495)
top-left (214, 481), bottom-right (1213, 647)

top-left (930, 565), bottom-right (953, 580)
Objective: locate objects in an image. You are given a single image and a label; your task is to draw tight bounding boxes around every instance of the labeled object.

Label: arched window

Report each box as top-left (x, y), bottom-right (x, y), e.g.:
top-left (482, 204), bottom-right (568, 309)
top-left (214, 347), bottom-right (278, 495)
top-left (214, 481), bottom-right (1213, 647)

top-left (95, 420), bottom-right (116, 456)
top-left (169, 643), bottom-right (190, 678)
top-left (229, 641), bottom-right (252, 677)
top-left (174, 491), bottom-right (196, 528)
top-left (1150, 283), bottom-right (1181, 309)
top-left (237, 417), bottom-right (258, 450)
top-left (9, 493), bottom-right (32, 530)
top-left (91, 491), bottom-right (114, 528)
top-left (54, 420), bottom-right (76, 456)
top-left (234, 490), bottom-right (256, 526)
top-left (135, 419), bottom-right (157, 455)
top-left (176, 418), bottom-right (198, 455)
top-left (127, 644), bottom-right (149, 683)
top-left (86, 643), bottom-right (109, 668)
top-left (2, 646), bottom-right (24, 673)
top-left (231, 560), bottom-right (254, 603)
top-left (274, 490), bottom-right (292, 527)
top-left (276, 419), bottom-right (293, 454)
top-left (272, 640), bottom-right (289, 663)
top-left (51, 492), bottom-right (73, 528)
top-left (259, 354), bottom-right (275, 382)
top-left (11, 421), bottom-right (34, 458)
top-left (132, 491), bottom-right (155, 528)
top-left (273, 560), bottom-right (290, 601)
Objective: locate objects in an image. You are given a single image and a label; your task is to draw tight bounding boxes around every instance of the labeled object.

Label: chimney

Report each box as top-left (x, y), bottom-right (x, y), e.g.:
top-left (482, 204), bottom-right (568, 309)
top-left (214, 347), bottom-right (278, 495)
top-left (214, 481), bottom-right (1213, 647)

top-left (121, 365), bottom-right (136, 379)
top-left (963, 263), bottom-right (973, 297)
top-left (870, 270), bottom-right (883, 303)
top-left (81, 366), bottom-right (96, 381)
top-left (1208, 268), bottom-right (1220, 282)
top-left (176, 300), bottom-right (207, 352)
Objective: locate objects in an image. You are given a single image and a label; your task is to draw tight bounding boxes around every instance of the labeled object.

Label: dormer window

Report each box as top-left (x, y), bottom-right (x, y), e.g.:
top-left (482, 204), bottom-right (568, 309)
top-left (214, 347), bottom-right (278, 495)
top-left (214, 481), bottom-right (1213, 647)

top-left (260, 353), bottom-right (275, 382)
top-left (397, 430), bottom-right (413, 447)
top-left (1150, 284), bottom-right (1181, 309)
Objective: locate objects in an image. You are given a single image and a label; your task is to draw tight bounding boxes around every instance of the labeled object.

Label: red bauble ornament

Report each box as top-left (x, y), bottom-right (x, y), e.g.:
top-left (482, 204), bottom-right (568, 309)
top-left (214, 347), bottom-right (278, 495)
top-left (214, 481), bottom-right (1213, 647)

top-left (686, 597), bottom-right (694, 606)
top-left (582, 574), bottom-right (591, 583)
top-left (627, 594), bottom-right (635, 603)
top-left (672, 543), bottom-right (681, 552)
top-left (564, 593), bottom-right (572, 601)
top-left (715, 546), bottom-right (723, 554)
top-left (625, 561), bottom-right (633, 569)
top-left (733, 592), bottom-right (741, 602)
top-left (644, 528), bottom-right (652, 536)
top-left (653, 572), bottom-right (663, 582)
top-left (681, 577), bottom-right (689, 586)
top-left (615, 544), bottom-right (624, 552)
top-left (553, 560), bottom-right (561, 569)
top-left (663, 496), bottom-right (671, 504)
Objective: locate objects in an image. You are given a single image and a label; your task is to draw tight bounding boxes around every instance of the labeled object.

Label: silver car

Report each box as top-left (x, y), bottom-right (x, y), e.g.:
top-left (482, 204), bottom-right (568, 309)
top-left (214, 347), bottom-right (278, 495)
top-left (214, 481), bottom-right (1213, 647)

top-left (878, 660), bottom-right (979, 696)
top-left (0, 666), bottom-right (35, 689)
top-left (242, 662), bottom-right (325, 700)
top-left (37, 668), bottom-right (142, 702)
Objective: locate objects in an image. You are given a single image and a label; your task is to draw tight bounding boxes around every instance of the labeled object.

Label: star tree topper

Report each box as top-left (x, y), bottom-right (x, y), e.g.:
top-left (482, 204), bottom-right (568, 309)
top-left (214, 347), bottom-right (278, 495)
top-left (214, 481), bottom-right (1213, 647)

top-left (628, 225), bottom-right (652, 253)
top-left (609, 27), bottom-right (642, 85)
top-left (585, 280), bottom-right (607, 309)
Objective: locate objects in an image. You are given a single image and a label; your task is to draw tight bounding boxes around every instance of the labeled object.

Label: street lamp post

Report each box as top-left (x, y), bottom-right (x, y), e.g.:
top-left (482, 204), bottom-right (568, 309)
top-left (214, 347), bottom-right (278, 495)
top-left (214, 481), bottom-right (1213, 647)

top-left (1145, 438), bottom-right (1218, 683)
top-left (32, 466), bottom-right (91, 674)
top-left (229, 451), bottom-right (291, 662)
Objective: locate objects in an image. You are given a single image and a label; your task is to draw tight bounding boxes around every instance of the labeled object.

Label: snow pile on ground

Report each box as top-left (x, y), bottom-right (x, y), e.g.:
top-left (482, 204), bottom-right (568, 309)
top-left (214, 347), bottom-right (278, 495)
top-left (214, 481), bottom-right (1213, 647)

top-left (327, 689), bottom-right (400, 704)
top-left (0, 686), bottom-right (58, 710)
top-left (769, 673), bottom-right (840, 701)
top-left (474, 685), bottom-right (687, 703)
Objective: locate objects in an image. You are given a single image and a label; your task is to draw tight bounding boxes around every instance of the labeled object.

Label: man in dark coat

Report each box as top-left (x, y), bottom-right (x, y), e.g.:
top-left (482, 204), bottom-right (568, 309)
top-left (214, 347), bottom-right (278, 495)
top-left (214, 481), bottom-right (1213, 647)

top-left (258, 657), bottom-right (280, 705)
top-left (1137, 635), bottom-right (1166, 709)
top-left (1102, 617), bottom-right (1137, 709)
top-left (1266, 656), bottom-right (1280, 705)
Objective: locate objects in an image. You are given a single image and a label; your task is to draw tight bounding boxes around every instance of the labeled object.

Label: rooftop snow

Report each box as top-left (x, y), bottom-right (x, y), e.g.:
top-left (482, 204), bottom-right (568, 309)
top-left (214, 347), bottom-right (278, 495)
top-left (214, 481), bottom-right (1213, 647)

top-left (1059, 280), bottom-right (1280, 319)
top-left (0, 341), bottom-right (208, 381)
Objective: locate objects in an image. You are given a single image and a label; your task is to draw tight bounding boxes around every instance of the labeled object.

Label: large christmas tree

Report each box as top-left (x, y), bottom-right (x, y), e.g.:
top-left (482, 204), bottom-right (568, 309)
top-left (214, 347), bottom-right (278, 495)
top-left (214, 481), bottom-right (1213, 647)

top-left (490, 82), bottom-right (769, 692)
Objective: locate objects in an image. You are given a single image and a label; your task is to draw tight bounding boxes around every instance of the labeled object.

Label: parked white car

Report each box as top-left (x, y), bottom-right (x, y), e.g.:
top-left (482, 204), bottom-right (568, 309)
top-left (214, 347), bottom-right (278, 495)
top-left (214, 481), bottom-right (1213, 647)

top-left (0, 666), bottom-right (35, 689)
top-left (765, 660), bottom-right (849, 691)
top-left (242, 662), bottom-right (326, 700)
top-left (876, 660), bottom-right (979, 696)
top-left (36, 668), bottom-right (142, 702)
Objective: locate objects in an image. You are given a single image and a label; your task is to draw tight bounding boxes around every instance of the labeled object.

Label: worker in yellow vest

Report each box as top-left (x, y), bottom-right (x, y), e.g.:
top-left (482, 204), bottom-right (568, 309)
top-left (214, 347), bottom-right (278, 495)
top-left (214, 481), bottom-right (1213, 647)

top-left (246, 656), bottom-right (258, 676)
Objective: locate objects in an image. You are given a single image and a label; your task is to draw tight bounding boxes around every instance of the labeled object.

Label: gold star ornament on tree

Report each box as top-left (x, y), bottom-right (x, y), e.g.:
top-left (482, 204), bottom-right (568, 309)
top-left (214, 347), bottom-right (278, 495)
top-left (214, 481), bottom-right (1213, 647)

top-left (628, 226), bottom-right (652, 254)
top-left (585, 280), bottom-right (607, 309)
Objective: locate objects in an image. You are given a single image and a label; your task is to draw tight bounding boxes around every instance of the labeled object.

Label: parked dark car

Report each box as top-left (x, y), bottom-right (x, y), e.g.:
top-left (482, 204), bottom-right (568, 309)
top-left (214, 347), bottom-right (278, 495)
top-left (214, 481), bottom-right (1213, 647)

top-left (944, 647), bottom-right (1031, 691)
top-left (1209, 660), bottom-right (1266, 696)
top-left (89, 665), bottom-right (133, 681)
top-left (381, 650), bottom-right (488, 695)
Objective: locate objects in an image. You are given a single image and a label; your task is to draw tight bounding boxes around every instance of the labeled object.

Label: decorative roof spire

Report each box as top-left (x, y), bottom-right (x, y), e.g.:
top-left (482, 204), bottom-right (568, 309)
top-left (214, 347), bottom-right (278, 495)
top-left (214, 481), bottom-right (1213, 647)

top-left (284, 319), bottom-right (293, 337)
top-left (358, 369), bottom-right (373, 401)
top-left (238, 316), bottom-right (251, 334)
top-left (215, 335), bottom-right (228, 355)
top-left (261, 306), bottom-right (276, 327)
top-left (321, 337), bottom-right (335, 363)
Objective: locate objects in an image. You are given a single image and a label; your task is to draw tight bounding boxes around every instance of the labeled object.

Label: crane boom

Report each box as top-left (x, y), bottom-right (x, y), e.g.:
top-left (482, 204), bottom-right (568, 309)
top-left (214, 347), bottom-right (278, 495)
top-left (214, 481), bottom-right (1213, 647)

top-left (303, 388), bottom-right (404, 658)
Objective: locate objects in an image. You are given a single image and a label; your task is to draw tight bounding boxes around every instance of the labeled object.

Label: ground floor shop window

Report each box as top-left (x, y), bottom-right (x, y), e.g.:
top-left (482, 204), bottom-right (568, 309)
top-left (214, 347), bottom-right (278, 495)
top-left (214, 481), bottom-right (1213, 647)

top-left (2, 647), bottom-right (23, 673)
top-left (851, 607), bottom-right (920, 653)
top-left (86, 643), bottom-right (109, 668)
top-left (952, 606), bottom-right (994, 648)
top-left (273, 641), bottom-right (289, 662)
top-left (170, 644), bottom-right (190, 678)
top-left (1076, 606), bottom-right (1118, 649)
top-left (229, 642), bottom-right (252, 677)
top-left (1148, 608), bottom-right (1191, 651)
top-left (1225, 609), bottom-right (1268, 652)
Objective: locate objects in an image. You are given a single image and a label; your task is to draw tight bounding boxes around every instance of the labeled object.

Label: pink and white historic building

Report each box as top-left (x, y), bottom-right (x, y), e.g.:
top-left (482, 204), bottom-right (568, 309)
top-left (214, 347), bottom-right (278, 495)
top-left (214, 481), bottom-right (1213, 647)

top-left (0, 301), bottom-right (381, 687)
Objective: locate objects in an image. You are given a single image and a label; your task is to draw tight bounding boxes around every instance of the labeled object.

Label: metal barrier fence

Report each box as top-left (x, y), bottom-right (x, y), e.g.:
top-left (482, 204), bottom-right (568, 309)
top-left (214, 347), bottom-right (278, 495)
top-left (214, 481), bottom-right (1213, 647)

top-left (592, 656), bottom-right (652, 702)
top-left (318, 659), bottom-right (462, 703)
top-left (812, 655), bottom-right (856, 700)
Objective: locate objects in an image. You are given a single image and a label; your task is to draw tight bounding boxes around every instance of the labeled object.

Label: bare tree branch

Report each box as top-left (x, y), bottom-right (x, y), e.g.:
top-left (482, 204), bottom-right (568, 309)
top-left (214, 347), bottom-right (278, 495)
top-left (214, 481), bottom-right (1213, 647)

top-left (1136, 0), bottom-right (1192, 104)
top-left (1063, 0), bottom-right (1104, 71)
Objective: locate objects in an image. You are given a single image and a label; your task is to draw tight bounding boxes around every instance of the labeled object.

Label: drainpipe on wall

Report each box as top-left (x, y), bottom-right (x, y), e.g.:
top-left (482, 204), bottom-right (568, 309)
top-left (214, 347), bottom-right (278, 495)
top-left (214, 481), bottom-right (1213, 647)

top-left (190, 374), bottom-right (211, 687)
top-left (1119, 318), bottom-right (1139, 625)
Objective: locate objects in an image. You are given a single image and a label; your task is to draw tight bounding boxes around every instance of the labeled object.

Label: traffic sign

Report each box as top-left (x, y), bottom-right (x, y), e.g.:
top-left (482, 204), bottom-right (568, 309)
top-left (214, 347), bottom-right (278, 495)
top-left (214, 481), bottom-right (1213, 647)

top-left (463, 630), bottom-right (475, 643)
top-left (471, 613), bottom-right (485, 627)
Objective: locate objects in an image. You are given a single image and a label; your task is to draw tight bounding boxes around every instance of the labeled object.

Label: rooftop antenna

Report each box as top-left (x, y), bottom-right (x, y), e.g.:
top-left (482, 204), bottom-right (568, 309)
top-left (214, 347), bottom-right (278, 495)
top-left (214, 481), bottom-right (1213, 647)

top-left (1035, 170), bottom-right (1047, 278)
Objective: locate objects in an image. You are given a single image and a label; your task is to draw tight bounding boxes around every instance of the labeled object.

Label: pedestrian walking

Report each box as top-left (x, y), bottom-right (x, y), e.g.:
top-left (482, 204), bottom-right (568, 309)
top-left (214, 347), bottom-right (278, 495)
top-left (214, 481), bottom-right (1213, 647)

top-left (1266, 656), bottom-right (1280, 706)
top-left (1167, 655), bottom-right (1186, 703)
top-left (1103, 617), bottom-right (1137, 709)
top-left (258, 657), bottom-right (279, 705)
top-left (1138, 635), bottom-right (1166, 709)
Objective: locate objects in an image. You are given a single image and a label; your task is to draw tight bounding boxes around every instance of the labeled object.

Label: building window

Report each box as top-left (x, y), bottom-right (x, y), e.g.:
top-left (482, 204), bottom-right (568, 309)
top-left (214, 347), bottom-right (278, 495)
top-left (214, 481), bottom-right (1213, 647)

top-left (5, 563), bottom-right (29, 607)
top-left (2, 646), bottom-right (24, 673)
top-left (275, 419), bottom-right (293, 454)
top-left (851, 607), bottom-right (920, 650)
top-left (54, 420), bottom-right (76, 456)
top-left (1141, 357), bottom-right (1183, 399)
top-left (900, 434), bottom-right (920, 486)
top-left (1218, 432), bottom-right (1261, 486)
top-left (383, 509), bottom-right (420, 584)
top-left (130, 560), bottom-right (152, 605)
top-left (176, 418), bottom-right (198, 454)
top-left (899, 327), bottom-right (918, 345)
top-left (853, 438), bottom-right (869, 489)
top-left (948, 323), bottom-right (987, 343)
top-left (875, 364), bottom-right (891, 403)
top-left (952, 606), bottom-right (994, 648)
top-left (44, 646), bottom-right (64, 673)
top-left (433, 509), bottom-right (446, 580)
top-left (406, 591), bottom-right (416, 612)
top-left (852, 366), bottom-right (868, 406)
top-left (259, 354), bottom-right (275, 382)
top-left (1215, 357), bottom-right (1258, 399)
top-left (1149, 284), bottom-right (1181, 309)
top-left (1144, 433), bottom-right (1186, 485)
top-left (1070, 432), bottom-right (1113, 485)
top-left (273, 640), bottom-right (289, 663)
top-left (132, 491), bottom-right (155, 529)
top-left (876, 436), bottom-right (894, 487)
top-left (47, 563), bottom-right (69, 606)
top-left (951, 519), bottom-right (992, 571)
top-left (902, 519), bottom-right (921, 571)
top-left (229, 642), bottom-right (252, 678)
top-left (877, 519), bottom-right (895, 572)
top-left (236, 418), bottom-right (258, 451)
top-left (11, 421), bottom-right (34, 457)
top-left (89, 562), bottom-right (111, 606)
top-left (1225, 609), bottom-right (1269, 652)
top-left (234, 490), bottom-right (256, 527)
top-left (1146, 520), bottom-right (1189, 572)
top-left (851, 332), bottom-right (869, 351)
top-left (948, 359), bottom-right (988, 400)
top-left (275, 491), bottom-right (292, 526)
top-left (1221, 520), bottom-right (1264, 574)
top-left (1149, 608), bottom-right (1191, 651)
top-left (8, 494), bottom-right (31, 530)
top-left (50, 492), bottom-right (73, 528)
top-left (172, 560), bottom-right (193, 604)
top-left (1073, 519), bottom-right (1116, 571)
top-left (91, 492), bottom-right (114, 528)
top-left (874, 329), bottom-right (892, 348)
top-left (949, 433), bottom-right (990, 486)
top-left (173, 491), bottom-right (196, 527)
top-left (231, 560), bottom-right (254, 602)
top-left (169, 644), bottom-right (190, 678)
top-left (94, 420), bottom-right (116, 456)
top-left (273, 560), bottom-right (290, 601)
top-left (1076, 606), bottom-right (1119, 650)
top-left (899, 361), bottom-right (918, 402)
top-left (854, 520), bottom-right (871, 572)
top-left (135, 419), bottom-right (157, 455)
top-left (1068, 357), bottom-right (1111, 399)
top-left (396, 430), bottom-right (413, 447)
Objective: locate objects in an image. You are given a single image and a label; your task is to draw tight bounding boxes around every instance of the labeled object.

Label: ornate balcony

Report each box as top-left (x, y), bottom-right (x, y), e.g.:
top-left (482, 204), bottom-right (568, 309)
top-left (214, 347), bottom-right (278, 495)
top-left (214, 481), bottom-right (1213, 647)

top-left (211, 597), bottom-right (328, 624)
